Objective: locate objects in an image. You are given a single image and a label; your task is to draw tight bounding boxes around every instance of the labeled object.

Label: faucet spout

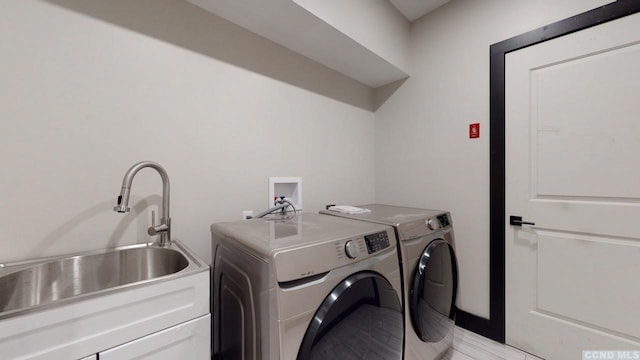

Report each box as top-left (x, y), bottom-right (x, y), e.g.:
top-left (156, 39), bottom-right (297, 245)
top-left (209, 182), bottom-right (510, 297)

top-left (114, 161), bottom-right (171, 246)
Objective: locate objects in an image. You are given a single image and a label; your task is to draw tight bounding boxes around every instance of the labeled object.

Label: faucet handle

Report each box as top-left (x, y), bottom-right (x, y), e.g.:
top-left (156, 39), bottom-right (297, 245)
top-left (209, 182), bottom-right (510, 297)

top-left (148, 210), bottom-right (169, 236)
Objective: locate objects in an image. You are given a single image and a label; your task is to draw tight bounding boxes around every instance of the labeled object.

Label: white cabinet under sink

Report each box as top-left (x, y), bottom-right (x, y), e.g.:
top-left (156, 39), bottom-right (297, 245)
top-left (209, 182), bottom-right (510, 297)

top-left (0, 270), bottom-right (210, 360)
top-left (99, 314), bottom-right (210, 360)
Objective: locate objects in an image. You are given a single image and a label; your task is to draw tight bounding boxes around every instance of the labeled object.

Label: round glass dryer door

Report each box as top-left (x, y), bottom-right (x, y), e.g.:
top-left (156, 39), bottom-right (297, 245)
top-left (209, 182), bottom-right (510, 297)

top-left (297, 271), bottom-right (403, 360)
top-left (410, 239), bottom-right (458, 343)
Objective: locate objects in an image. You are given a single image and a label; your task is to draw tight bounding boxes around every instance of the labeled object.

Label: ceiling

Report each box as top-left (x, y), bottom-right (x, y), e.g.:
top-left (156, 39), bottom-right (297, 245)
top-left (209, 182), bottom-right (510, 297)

top-left (389, 0), bottom-right (450, 22)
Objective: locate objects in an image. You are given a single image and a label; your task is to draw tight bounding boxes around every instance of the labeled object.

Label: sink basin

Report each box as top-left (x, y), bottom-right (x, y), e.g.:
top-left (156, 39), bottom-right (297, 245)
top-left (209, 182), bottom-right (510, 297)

top-left (0, 241), bottom-right (206, 319)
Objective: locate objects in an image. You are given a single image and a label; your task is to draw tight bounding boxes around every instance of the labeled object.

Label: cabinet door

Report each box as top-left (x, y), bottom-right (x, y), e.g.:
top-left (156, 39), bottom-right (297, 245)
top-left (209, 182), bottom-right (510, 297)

top-left (99, 314), bottom-right (210, 360)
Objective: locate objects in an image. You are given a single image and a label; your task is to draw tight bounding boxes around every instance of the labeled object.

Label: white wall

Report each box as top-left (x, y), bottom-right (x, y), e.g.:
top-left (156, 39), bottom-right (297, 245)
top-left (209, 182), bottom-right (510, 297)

top-left (375, 0), bottom-right (612, 318)
top-left (0, 0), bottom-right (376, 264)
top-left (2, 0), bottom-right (618, 323)
top-left (293, 0), bottom-right (410, 73)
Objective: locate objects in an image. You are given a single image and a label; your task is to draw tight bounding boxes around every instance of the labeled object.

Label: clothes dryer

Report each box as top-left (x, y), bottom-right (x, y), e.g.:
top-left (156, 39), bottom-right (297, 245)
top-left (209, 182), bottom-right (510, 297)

top-left (211, 213), bottom-right (404, 360)
top-left (320, 204), bottom-right (458, 360)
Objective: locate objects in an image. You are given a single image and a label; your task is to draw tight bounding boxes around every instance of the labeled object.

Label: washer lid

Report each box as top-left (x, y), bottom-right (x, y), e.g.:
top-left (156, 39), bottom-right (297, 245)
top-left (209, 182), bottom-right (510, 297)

top-left (321, 204), bottom-right (450, 240)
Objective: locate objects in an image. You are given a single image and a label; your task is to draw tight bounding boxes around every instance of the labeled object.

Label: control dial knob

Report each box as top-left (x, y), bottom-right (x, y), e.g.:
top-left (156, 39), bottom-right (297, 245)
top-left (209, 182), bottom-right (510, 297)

top-left (344, 240), bottom-right (359, 259)
top-left (426, 218), bottom-right (440, 231)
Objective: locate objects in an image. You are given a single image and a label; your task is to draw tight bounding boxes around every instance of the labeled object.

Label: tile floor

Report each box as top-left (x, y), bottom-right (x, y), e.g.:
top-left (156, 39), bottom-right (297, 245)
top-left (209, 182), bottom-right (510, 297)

top-left (445, 326), bottom-right (543, 360)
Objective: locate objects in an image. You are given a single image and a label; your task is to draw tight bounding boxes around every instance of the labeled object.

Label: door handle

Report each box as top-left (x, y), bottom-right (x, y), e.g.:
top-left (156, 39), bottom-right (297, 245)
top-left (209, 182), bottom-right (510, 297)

top-left (510, 215), bottom-right (535, 227)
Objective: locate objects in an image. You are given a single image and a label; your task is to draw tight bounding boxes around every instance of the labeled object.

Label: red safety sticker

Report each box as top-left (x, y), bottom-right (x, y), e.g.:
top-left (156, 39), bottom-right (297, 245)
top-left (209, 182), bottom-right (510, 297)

top-left (469, 123), bottom-right (480, 139)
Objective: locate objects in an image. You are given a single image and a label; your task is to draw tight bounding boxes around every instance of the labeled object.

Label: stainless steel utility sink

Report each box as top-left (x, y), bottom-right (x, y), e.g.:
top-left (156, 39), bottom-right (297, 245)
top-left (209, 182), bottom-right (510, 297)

top-left (0, 241), bottom-right (207, 320)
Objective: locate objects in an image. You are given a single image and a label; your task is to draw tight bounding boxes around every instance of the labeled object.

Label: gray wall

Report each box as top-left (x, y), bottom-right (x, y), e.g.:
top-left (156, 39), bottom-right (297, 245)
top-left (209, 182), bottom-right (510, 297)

top-left (374, 0), bottom-right (612, 317)
top-left (0, 0), bottom-right (376, 264)
top-left (1, 0), bottom-right (615, 321)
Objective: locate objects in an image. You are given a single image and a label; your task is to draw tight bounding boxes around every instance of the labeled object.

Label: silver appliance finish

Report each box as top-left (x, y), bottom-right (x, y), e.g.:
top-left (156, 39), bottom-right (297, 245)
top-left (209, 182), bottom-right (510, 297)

top-left (320, 204), bottom-right (458, 360)
top-left (211, 213), bottom-right (404, 360)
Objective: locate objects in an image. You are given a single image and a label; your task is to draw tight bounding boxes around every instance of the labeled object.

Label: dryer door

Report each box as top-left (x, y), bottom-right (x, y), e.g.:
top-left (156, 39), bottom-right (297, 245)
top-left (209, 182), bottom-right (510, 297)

top-left (297, 271), bottom-right (403, 360)
top-left (410, 239), bottom-right (458, 343)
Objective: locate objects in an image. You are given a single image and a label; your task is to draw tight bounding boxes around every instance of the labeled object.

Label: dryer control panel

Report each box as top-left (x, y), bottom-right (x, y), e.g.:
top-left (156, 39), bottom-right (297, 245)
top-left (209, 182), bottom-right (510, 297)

top-left (437, 214), bottom-right (450, 227)
top-left (398, 212), bottom-right (453, 240)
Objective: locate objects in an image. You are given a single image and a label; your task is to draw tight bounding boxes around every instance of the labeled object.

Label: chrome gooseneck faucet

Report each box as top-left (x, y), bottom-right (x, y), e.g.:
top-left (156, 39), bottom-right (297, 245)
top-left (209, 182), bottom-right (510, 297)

top-left (114, 161), bottom-right (171, 247)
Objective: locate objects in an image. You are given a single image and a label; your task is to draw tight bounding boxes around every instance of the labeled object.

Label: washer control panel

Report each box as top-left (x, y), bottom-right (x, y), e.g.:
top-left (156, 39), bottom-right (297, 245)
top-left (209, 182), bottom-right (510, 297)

top-left (364, 231), bottom-right (390, 254)
top-left (274, 227), bottom-right (396, 283)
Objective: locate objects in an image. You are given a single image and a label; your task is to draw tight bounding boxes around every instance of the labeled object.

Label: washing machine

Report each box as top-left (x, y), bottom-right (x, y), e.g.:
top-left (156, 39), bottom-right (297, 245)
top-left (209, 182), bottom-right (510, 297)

top-left (320, 204), bottom-right (458, 360)
top-left (210, 213), bottom-right (404, 360)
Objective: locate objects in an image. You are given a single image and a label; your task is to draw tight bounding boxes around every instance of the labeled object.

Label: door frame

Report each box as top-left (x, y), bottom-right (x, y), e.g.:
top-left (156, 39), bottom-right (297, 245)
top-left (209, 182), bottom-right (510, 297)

top-left (455, 0), bottom-right (640, 343)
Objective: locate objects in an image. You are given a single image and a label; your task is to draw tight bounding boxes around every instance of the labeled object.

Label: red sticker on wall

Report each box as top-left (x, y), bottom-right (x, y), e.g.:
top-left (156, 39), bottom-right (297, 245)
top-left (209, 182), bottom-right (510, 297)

top-left (469, 123), bottom-right (480, 139)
